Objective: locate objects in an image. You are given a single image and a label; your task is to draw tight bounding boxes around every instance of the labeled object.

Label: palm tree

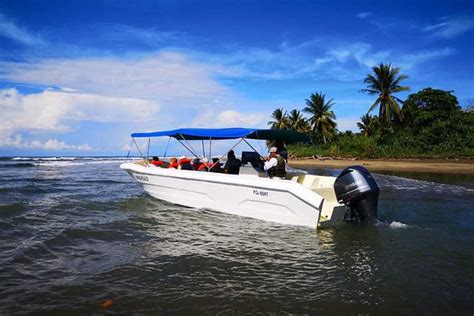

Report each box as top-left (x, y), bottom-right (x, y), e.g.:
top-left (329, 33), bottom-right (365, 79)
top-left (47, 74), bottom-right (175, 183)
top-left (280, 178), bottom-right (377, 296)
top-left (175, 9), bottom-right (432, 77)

top-left (287, 109), bottom-right (310, 133)
top-left (268, 108), bottom-right (289, 129)
top-left (362, 63), bottom-right (409, 127)
top-left (303, 92), bottom-right (337, 143)
top-left (357, 114), bottom-right (379, 137)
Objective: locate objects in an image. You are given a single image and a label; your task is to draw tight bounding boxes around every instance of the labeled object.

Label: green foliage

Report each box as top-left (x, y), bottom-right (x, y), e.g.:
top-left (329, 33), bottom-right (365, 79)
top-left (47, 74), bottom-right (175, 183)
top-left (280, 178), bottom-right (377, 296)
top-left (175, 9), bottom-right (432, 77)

top-left (271, 85), bottom-right (473, 159)
top-left (288, 134), bottom-right (378, 158)
top-left (357, 114), bottom-right (380, 137)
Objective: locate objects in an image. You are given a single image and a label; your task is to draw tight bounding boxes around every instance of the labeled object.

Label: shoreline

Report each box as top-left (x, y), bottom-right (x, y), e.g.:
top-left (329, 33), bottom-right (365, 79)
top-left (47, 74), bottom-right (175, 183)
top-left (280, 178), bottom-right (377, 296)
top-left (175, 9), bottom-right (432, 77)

top-left (289, 158), bottom-right (474, 175)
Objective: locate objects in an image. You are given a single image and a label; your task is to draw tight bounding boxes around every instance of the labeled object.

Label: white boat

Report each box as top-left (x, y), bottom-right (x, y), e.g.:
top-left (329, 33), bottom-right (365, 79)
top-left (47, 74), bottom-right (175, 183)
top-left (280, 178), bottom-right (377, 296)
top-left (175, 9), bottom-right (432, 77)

top-left (121, 128), bottom-right (379, 229)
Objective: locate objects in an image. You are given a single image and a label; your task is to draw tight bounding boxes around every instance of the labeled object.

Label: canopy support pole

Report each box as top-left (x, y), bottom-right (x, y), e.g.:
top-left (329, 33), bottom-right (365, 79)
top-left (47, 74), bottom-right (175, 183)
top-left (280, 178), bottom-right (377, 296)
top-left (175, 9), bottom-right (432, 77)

top-left (208, 137), bottom-right (245, 171)
top-left (163, 137), bottom-right (171, 158)
top-left (178, 134), bottom-right (199, 158)
top-left (132, 137), bottom-right (149, 166)
top-left (209, 138), bottom-right (212, 160)
top-left (177, 139), bottom-right (198, 158)
top-left (126, 138), bottom-right (133, 160)
top-left (145, 138), bottom-right (150, 161)
top-left (201, 140), bottom-right (206, 158)
top-left (256, 131), bottom-right (264, 155)
top-left (243, 138), bottom-right (265, 159)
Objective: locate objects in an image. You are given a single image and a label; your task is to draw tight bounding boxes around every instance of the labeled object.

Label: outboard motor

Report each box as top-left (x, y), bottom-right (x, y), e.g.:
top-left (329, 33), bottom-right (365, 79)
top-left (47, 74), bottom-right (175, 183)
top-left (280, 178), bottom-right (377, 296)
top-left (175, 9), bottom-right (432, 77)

top-left (334, 166), bottom-right (379, 223)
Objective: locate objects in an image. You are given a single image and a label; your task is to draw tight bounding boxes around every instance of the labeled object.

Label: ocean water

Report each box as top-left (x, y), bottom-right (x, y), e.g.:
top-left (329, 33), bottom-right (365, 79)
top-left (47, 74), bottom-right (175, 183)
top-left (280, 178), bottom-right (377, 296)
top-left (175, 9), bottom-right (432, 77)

top-left (0, 157), bottom-right (473, 315)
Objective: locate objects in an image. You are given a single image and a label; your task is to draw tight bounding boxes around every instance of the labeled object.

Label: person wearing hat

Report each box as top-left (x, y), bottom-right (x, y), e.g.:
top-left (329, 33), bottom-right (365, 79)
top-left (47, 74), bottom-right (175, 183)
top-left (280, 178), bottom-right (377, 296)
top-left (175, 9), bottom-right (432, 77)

top-left (264, 147), bottom-right (286, 178)
top-left (198, 157), bottom-right (213, 171)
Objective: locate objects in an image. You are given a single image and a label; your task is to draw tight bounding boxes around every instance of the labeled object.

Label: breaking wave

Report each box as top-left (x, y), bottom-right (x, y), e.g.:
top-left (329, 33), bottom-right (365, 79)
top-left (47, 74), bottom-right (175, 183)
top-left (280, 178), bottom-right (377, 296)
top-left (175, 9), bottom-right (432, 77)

top-left (0, 157), bottom-right (141, 168)
top-left (375, 174), bottom-right (474, 195)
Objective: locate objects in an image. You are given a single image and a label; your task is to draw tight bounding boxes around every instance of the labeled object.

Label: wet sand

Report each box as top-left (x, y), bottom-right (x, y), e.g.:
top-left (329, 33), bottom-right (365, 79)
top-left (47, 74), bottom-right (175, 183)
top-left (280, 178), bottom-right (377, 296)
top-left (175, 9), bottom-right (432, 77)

top-left (289, 159), bottom-right (474, 175)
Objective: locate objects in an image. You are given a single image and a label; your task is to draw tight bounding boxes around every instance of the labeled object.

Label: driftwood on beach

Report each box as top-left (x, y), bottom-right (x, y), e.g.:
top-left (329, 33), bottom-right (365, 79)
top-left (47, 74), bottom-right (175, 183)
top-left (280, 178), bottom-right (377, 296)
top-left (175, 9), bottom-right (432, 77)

top-left (290, 155), bottom-right (358, 161)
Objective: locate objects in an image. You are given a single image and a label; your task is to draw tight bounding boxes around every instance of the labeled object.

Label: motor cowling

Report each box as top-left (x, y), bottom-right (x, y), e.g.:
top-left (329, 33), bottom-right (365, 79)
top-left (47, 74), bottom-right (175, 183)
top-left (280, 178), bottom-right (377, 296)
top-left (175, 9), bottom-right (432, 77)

top-left (334, 165), bottom-right (379, 223)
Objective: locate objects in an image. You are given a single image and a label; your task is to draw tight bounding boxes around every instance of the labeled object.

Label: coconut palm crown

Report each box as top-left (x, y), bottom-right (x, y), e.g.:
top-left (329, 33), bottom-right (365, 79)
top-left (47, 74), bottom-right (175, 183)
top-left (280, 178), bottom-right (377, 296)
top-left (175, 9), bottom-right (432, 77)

top-left (357, 114), bottom-right (379, 137)
top-left (268, 108), bottom-right (289, 129)
top-left (287, 109), bottom-right (310, 133)
top-left (362, 63), bottom-right (410, 126)
top-left (303, 92), bottom-right (337, 143)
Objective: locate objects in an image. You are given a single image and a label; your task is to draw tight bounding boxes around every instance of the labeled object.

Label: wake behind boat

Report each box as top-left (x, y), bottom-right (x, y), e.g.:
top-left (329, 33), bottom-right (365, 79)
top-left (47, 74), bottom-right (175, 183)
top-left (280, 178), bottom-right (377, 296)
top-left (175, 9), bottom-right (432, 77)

top-left (121, 128), bottom-right (380, 229)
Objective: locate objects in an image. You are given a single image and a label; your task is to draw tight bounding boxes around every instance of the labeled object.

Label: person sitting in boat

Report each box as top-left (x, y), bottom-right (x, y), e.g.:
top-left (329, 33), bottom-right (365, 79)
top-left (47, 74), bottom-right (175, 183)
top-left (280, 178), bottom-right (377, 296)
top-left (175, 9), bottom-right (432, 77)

top-left (192, 158), bottom-right (202, 170)
top-left (198, 158), bottom-right (213, 171)
top-left (210, 158), bottom-right (223, 173)
top-left (224, 150), bottom-right (242, 175)
top-left (178, 156), bottom-right (194, 170)
top-left (150, 156), bottom-right (163, 166)
top-left (168, 157), bottom-right (179, 169)
top-left (264, 147), bottom-right (286, 178)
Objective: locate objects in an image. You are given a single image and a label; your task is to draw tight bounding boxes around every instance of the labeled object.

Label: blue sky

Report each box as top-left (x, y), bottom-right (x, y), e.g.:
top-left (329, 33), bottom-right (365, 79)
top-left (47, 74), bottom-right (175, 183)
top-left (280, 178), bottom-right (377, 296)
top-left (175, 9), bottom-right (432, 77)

top-left (0, 0), bottom-right (473, 156)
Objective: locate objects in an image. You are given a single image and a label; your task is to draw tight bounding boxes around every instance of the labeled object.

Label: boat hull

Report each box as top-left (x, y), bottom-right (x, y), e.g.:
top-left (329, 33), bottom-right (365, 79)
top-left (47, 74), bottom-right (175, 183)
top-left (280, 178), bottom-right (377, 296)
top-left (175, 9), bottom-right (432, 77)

top-left (120, 163), bottom-right (324, 229)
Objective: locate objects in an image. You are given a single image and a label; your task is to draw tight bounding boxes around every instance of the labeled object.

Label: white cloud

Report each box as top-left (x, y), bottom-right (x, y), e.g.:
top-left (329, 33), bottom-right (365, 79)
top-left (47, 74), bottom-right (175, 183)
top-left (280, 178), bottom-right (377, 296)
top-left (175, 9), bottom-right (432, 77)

top-left (0, 88), bottom-right (159, 149)
top-left (31, 139), bottom-right (92, 150)
top-left (1, 134), bottom-right (92, 151)
top-left (0, 12), bottom-right (44, 45)
top-left (356, 12), bottom-right (372, 19)
top-left (192, 109), bottom-right (266, 128)
top-left (423, 16), bottom-right (474, 39)
top-left (396, 47), bottom-right (454, 69)
top-left (1, 51), bottom-right (233, 104)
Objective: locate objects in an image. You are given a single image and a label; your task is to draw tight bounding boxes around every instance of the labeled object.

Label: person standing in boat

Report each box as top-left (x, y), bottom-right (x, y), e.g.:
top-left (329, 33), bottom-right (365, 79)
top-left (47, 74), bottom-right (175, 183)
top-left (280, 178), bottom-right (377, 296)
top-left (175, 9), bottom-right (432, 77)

top-left (223, 150), bottom-right (242, 175)
top-left (264, 147), bottom-right (286, 178)
top-left (274, 140), bottom-right (288, 162)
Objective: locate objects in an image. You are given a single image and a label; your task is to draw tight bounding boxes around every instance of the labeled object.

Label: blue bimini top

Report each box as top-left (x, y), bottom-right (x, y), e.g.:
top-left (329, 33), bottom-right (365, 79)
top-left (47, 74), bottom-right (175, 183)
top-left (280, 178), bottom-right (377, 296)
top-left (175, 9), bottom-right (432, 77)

top-left (131, 127), bottom-right (310, 142)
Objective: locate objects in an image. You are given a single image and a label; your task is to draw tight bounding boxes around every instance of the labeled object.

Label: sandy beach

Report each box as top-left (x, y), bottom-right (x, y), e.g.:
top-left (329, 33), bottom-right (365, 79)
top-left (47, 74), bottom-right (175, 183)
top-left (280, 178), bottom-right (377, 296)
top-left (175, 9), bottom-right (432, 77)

top-left (289, 158), bottom-right (474, 175)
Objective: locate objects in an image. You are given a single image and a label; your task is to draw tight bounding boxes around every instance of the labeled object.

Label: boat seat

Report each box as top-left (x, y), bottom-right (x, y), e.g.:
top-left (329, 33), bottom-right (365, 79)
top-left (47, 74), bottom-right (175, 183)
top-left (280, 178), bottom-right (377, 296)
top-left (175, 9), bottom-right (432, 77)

top-left (301, 176), bottom-right (317, 188)
top-left (315, 187), bottom-right (338, 201)
top-left (135, 160), bottom-right (148, 167)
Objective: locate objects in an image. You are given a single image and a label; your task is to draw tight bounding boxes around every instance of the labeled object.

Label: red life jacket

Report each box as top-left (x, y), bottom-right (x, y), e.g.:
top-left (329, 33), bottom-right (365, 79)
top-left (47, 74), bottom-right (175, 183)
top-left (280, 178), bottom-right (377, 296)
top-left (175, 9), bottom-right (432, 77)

top-left (151, 160), bottom-right (163, 166)
top-left (178, 158), bottom-right (191, 165)
top-left (198, 162), bottom-right (213, 171)
top-left (168, 162), bottom-right (179, 169)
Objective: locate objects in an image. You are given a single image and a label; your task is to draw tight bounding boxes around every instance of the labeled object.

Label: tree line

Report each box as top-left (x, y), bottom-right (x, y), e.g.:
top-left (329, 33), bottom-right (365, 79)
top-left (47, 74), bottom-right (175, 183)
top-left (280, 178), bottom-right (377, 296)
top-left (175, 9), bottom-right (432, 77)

top-left (269, 63), bottom-right (474, 158)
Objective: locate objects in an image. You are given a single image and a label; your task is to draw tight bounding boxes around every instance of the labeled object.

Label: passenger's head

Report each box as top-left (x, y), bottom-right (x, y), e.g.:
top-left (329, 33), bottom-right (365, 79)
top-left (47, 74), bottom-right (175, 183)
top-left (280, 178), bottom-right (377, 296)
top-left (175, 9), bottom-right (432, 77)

top-left (170, 157), bottom-right (177, 163)
top-left (227, 150), bottom-right (236, 160)
top-left (269, 147), bottom-right (278, 157)
top-left (275, 140), bottom-right (285, 148)
top-left (152, 156), bottom-right (159, 161)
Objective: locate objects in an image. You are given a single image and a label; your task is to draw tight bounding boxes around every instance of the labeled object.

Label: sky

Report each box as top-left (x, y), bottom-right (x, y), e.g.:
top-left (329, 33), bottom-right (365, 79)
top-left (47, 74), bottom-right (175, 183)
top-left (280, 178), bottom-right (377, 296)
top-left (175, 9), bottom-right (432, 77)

top-left (0, 0), bottom-right (473, 156)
